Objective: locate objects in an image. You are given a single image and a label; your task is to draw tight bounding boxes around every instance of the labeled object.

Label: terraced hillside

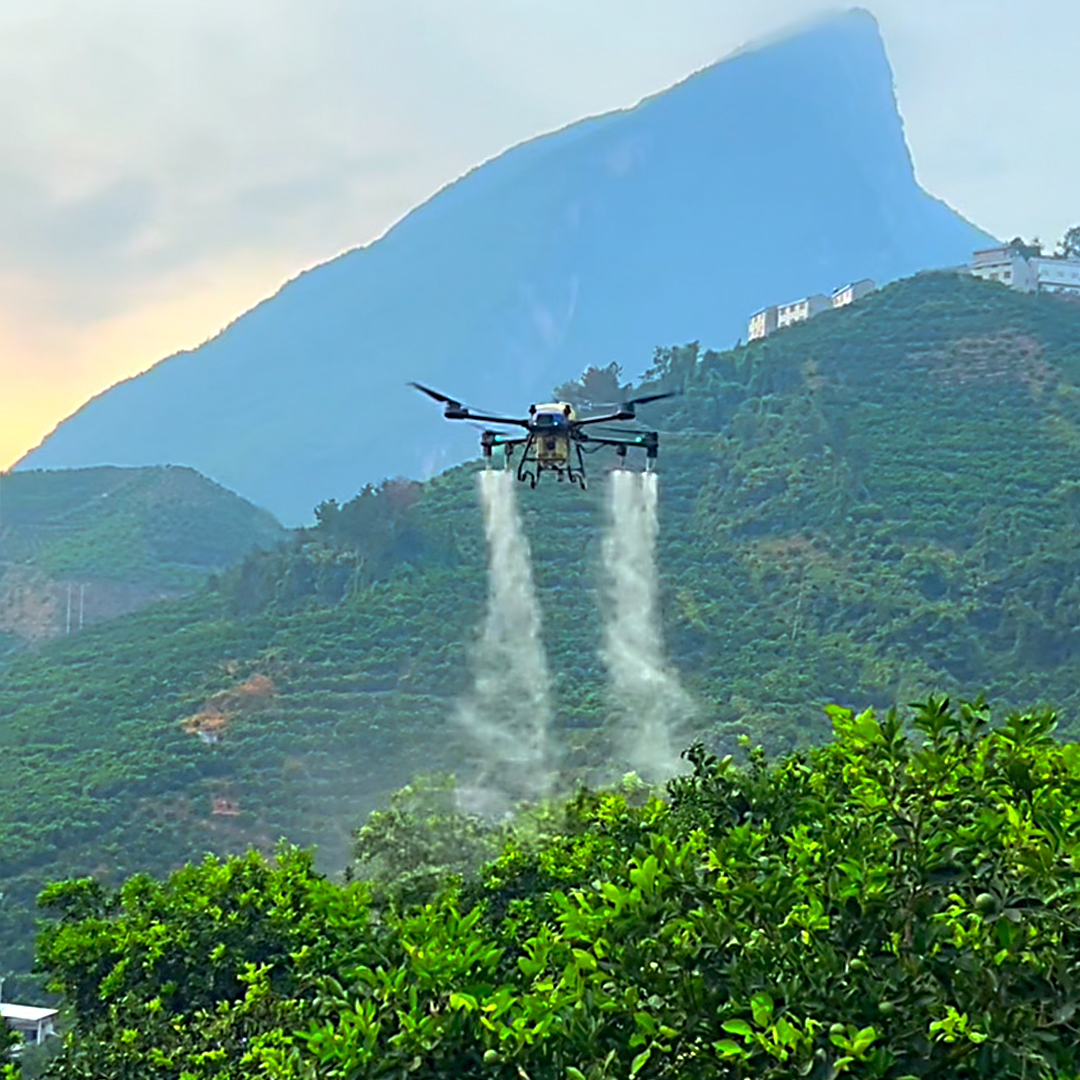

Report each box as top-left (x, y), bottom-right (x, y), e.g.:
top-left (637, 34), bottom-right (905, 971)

top-left (5, 272), bottom-right (1080, 996)
top-left (0, 465), bottom-right (284, 651)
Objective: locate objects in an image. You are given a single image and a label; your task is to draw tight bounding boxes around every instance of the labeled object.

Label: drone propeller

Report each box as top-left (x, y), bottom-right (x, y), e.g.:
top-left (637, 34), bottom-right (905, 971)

top-left (409, 382), bottom-right (462, 407)
top-left (624, 391), bottom-right (676, 408)
top-left (576, 390), bottom-right (678, 425)
top-left (409, 382), bottom-right (531, 427)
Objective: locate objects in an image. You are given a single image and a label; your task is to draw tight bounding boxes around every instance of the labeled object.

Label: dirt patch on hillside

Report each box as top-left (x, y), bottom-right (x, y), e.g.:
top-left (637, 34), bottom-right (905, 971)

top-left (180, 674), bottom-right (278, 744)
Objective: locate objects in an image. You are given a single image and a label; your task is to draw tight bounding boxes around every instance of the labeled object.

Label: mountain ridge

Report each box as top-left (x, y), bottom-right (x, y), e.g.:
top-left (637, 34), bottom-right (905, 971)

top-left (18, 9), bottom-right (993, 523)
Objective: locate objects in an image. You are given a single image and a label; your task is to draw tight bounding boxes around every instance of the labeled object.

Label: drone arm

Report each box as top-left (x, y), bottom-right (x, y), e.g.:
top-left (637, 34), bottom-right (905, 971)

top-left (579, 431), bottom-right (659, 457)
top-left (575, 411), bottom-right (633, 426)
top-left (575, 392), bottom-right (675, 426)
top-left (463, 412), bottom-right (531, 428)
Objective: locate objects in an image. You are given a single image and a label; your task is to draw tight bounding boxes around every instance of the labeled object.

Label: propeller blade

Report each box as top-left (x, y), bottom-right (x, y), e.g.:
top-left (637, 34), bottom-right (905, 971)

top-left (624, 391), bottom-right (676, 407)
top-left (577, 391), bottom-right (677, 417)
top-left (409, 382), bottom-right (461, 406)
top-left (409, 382), bottom-right (528, 424)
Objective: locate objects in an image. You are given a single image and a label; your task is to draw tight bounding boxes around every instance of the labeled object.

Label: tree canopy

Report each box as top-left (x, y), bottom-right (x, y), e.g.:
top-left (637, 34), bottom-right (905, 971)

top-left (31, 697), bottom-right (1080, 1079)
top-left (1059, 226), bottom-right (1080, 260)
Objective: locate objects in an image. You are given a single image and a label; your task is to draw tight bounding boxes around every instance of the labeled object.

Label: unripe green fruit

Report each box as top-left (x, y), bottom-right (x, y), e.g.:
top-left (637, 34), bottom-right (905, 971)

top-left (975, 892), bottom-right (997, 913)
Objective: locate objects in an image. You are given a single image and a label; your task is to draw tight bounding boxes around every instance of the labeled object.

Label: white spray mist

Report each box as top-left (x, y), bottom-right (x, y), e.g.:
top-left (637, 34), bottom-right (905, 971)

top-left (601, 470), bottom-right (692, 782)
top-left (456, 470), bottom-right (553, 812)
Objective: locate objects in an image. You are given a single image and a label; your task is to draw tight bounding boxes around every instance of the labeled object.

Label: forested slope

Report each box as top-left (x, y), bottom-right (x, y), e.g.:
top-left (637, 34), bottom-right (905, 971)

top-left (0, 466), bottom-right (284, 652)
top-left (4, 272), bottom-right (1080, 995)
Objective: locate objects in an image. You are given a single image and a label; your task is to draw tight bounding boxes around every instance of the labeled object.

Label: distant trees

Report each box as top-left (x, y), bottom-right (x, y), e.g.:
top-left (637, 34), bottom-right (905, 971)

top-left (1058, 225), bottom-right (1080, 259)
top-left (1007, 236), bottom-right (1043, 259)
top-left (553, 362), bottom-right (630, 408)
top-left (1005, 230), bottom-right (1080, 260)
top-left (1, 1022), bottom-right (17, 1078)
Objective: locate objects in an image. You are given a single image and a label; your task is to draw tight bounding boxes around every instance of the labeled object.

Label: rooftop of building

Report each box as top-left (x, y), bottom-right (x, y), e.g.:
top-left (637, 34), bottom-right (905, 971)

top-left (0, 1003), bottom-right (58, 1023)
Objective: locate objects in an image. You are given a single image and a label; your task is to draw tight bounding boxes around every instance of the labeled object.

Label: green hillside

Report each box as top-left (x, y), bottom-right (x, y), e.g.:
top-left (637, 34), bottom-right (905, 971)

top-left (4, 272), bottom-right (1080, 997)
top-left (0, 466), bottom-right (285, 652)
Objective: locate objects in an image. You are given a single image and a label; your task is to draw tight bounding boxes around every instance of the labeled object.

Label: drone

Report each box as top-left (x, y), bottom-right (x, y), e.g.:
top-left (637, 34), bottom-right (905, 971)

top-left (410, 382), bottom-right (673, 489)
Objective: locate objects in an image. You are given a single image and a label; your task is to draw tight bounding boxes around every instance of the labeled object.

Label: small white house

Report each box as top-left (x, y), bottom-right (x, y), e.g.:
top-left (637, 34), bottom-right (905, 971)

top-left (777, 294), bottom-right (831, 330)
top-left (971, 246), bottom-right (1080, 295)
top-left (747, 305), bottom-right (778, 341)
top-left (1, 1002), bottom-right (58, 1046)
top-left (831, 278), bottom-right (876, 308)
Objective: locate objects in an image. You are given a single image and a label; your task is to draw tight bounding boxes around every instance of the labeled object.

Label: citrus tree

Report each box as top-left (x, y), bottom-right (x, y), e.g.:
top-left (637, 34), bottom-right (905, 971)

top-left (35, 698), bottom-right (1080, 1078)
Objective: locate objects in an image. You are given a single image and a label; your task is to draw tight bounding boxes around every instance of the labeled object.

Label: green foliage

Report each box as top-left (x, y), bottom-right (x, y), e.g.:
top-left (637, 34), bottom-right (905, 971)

top-left (9, 272), bottom-right (1080, 1000)
top-left (553, 363), bottom-right (631, 408)
top-left (34, 699), bottom-right (1080, 1078)
top-left (1, 1020), bottom-right (18, 1071)
top-left (227, 478), bottom-right (443, 614)
top-left (351, 775), bottom-right (504, 903)
top-left (0, 466), bottom-right (283, 592)
top-left (1058, 226), bottom-right (1080, 259)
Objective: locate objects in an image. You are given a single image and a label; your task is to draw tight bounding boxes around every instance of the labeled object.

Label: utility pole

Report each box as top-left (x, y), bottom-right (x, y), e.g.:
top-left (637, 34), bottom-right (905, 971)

top-left (66, 584), bottom-right (72, 635)
top-left (79, 583), bottom-right (85, 630)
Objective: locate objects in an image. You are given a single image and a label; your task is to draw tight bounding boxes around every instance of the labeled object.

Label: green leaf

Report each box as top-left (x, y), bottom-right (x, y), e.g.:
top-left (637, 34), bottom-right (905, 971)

top-left (751, 992), bottom-right (774, 1028)
top-left (572, 949), bottom-right (597, 971)
top-left (630, 1048), bottom-right (651, 1076)
top-left (851, 1025), bottom-right (877, 1055)
top-left (713, 1039), bottom-right (748, 1059)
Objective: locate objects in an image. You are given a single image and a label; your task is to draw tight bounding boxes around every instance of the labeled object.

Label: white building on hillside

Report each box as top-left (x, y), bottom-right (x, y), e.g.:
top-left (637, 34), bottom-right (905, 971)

top-left (831, 278), bottom-right (876, 308)
top-left (747, 305), bottom-right (778, 341)
top-left (777, 293), bottom-right (832, 330)
top-left (748, 279), bottom-right (876, 341)
top-left (971, 246), bottom-right (1080, 295)
top-left (1034, 256), bottom-right (1080, 294)
top-left (1, 1002), bottom-right (58, 1046)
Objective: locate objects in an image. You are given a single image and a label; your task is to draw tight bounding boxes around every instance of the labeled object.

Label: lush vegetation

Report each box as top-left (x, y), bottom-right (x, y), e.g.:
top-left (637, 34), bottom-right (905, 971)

top-left (29, 697), bottom-right (1080, 1078)
top-left (0, 466), bottom-right (284, 653)
top-left (5, 272), bottom-right (1080, 1001)
top-left (0, 466), bottom-right (283, 589)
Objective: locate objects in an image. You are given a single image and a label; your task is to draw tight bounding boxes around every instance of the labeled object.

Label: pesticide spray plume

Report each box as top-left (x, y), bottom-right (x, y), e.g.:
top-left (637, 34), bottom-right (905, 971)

top-left (456, 470), bottom-right (554, 815)
top-left (601, 469), bottom-right (693, 782)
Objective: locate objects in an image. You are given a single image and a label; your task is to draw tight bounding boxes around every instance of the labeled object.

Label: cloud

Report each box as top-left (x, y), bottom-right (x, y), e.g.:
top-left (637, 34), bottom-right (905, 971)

top-left (0, 0), bottom-right (476, 324)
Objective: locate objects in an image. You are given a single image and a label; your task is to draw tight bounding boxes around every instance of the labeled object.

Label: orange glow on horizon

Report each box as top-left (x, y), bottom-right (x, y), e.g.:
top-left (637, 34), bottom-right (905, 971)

top-left (0, 255), bottom-right (311, 471)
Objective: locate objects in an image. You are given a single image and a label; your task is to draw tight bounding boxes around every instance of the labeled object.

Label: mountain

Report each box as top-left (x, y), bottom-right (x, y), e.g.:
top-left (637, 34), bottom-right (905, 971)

top-left (17, 9), bottom-right (992, 524)
top-left (0, 465), bottom-right (284, 650)
top-left (5, 273), bottom-right (1080, 995)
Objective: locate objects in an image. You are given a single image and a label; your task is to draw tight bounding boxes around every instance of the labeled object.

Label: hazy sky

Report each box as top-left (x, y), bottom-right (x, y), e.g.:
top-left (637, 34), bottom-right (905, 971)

top-left (2, 0), bottom-right (1078, 468)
